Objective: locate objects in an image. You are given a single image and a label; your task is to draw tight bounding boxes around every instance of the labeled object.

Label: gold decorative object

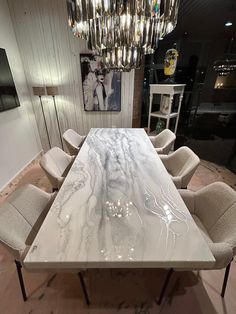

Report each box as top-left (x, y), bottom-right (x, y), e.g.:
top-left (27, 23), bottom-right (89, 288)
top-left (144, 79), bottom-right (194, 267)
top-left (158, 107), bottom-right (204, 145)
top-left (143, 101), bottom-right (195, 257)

top-left (164, 48), bottom-right (178, 82)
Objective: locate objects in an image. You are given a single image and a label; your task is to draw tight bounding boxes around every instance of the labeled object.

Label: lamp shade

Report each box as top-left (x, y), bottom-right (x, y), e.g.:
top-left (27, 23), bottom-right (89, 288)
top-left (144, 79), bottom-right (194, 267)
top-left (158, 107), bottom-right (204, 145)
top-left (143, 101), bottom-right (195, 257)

top-left (33, 86), bottom-right (46, 96)
top-left (46, 86), bottom-right (59, 96)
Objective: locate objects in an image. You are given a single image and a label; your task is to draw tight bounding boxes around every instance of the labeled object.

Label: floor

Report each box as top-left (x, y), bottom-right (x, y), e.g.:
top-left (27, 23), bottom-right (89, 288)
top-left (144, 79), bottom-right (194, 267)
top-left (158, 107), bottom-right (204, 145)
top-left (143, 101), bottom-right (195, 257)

top-left (0, 160), bottom-right (236, 314)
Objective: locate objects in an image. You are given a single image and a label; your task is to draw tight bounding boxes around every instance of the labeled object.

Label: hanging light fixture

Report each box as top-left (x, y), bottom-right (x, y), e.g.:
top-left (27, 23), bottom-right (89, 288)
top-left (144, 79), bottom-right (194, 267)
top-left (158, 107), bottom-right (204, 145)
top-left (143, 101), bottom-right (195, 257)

top-left (67, 0), bottom-right (180, 71)
top-left (160, 0), bottom-right (180, 38)
top-left (213, 59), bottom-right (236, 76)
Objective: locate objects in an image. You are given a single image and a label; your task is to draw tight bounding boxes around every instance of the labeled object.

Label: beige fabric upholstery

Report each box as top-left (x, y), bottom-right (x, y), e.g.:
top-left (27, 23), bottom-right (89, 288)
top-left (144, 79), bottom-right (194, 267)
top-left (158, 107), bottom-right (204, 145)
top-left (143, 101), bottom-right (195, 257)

top-left (63, 129), bottom-right (85, 155)
top-left (0, 184), bottom-right (55, 261)
top-left (149, 129), bottom-right (176, 155)
top-left (179, 182), bottom-right (236, 269)
top-left (40, 147), bottom-right (75, 190)
top-left (160, 146), bottom-right (200, 188)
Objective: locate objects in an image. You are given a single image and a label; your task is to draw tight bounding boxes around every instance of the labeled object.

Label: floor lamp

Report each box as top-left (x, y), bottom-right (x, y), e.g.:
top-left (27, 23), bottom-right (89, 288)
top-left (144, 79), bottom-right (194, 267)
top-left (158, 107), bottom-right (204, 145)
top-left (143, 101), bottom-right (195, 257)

top-left (46, 86), bottom-right (64, 149)
top-left (33, 87), bottom-right (51, 148)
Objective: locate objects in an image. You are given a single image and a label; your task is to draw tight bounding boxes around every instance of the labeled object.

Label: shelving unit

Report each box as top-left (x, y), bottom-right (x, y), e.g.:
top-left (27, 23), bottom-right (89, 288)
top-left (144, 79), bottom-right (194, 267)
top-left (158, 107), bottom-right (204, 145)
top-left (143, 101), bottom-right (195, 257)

top-left (148, 84), bottom-right (186, 134)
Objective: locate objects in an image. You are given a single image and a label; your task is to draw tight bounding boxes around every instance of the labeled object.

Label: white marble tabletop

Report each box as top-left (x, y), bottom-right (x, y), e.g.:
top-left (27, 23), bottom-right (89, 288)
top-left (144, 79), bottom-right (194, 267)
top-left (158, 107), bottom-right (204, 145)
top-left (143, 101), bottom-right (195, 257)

top-left (24, 128), bottom-right (215, 269)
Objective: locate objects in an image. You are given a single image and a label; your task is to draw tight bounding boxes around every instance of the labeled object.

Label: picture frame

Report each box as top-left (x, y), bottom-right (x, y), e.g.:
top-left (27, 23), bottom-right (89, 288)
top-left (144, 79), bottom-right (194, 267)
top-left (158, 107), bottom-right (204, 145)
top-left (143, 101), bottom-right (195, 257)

top-left (80, 54), bottom-right (121, 112)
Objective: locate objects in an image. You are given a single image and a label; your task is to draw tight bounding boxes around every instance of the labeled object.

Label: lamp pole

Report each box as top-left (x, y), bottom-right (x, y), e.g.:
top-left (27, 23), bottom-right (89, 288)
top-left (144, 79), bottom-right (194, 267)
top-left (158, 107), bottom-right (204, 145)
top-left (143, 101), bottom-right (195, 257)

top-left (52, 95), bottom-right (64, 150)
top-left (39, 95), bottom-right (51, 148)
top-left (46, 86), bottom-right (64, 150)
top-left (33, 87), bottom-right (51, 149)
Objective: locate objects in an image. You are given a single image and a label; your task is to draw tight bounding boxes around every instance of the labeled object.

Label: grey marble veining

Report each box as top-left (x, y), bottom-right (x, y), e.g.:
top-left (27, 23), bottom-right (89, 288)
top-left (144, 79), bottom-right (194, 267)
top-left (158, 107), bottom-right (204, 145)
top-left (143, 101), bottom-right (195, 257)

top-left (24, 128), bottom-right (215, 269)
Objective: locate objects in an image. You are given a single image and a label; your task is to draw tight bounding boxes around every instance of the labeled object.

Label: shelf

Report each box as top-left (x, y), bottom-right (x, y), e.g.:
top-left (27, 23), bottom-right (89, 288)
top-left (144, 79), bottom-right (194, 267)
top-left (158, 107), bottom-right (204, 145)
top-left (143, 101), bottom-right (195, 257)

top-left (149, 84), bottom-right (186, 95)
top-left (148, 84), bottom-right (185, 135)
top-left (150, 111), bottom-right (178, 119)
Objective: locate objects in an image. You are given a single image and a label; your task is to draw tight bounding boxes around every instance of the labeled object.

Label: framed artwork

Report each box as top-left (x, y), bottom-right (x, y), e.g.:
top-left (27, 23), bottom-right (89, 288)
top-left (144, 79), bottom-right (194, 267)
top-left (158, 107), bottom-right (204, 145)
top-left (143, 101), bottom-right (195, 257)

top-left (80, 54), bottom-right (121, 111)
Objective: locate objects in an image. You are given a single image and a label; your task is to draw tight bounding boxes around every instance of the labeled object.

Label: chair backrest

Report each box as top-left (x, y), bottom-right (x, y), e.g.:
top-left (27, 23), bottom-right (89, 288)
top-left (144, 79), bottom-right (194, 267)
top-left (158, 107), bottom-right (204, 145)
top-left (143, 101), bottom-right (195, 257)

top-left (0, 184), bottom-right (52, 260)
top-left (155, 129), bottom-right (176, 154)
top-left (167, 146), bottom-right (200, 187)
top-left (63, 129), bottom-right (84, 155)
top-left (40, 147), bottom-right (73, 189)
top-left (195, 182), bottom-right (236, 253)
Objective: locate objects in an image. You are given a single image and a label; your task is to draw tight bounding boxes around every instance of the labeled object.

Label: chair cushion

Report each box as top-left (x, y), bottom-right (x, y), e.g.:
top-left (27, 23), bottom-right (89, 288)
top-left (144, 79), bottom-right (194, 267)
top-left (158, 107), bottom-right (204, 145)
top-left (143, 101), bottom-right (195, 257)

top-left (149, 130), bottom-right (176, 155)
top-left (7, 185), bottom-right (52, 229)
top-left (63, 129), bottom-right (85, 155)
top-left (0, 185), bottom-right (54, 260)
top-left (192, 214), bottom-right (233, 269)
top-left (40, 147), bottom-right (74, 189)
top-left (195, 183), bottom-right (236, 250)
top-left (192, 214), bottom-right (212, 244)
top-left (0, 202), bottom-right (32, 260)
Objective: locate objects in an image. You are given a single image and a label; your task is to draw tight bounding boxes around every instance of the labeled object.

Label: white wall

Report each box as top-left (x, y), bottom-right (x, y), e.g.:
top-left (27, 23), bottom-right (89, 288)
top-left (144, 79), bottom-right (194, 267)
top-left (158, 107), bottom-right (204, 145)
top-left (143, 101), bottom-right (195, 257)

top-left (0, 0), bottom-right (42, 190)
top-left (8, 0), bottom-right (135, 151)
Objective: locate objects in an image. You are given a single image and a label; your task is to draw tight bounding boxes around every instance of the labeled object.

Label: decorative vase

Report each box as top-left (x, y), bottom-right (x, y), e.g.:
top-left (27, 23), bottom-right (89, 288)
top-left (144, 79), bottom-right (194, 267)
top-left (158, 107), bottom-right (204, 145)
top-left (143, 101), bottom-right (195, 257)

top-left (156, 119), bottom-right (165, 134)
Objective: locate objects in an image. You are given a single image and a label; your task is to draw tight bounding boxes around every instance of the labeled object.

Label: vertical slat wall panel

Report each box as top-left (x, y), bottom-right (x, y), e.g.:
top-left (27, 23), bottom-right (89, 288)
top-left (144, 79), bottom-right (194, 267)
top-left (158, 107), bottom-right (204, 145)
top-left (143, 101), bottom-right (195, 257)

top-left (8, 0), bottom-right (134, 150)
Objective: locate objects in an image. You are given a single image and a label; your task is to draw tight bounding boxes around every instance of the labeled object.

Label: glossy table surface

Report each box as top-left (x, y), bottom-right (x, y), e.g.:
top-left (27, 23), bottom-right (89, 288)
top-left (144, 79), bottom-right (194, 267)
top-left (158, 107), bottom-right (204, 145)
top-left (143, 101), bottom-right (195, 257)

top-left (24, 128), bottom-right (215, 269)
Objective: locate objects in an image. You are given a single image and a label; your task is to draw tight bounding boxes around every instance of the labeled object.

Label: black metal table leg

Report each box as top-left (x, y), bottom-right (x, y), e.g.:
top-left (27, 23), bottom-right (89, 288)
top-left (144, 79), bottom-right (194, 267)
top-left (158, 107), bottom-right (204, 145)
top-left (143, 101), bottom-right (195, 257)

top-left (15, 260), bottom-right (27, 302)
top-left (156, 268), bottom-right (174, 306)
top-left (78, 272), bottom-right (90, 306)
top-left (221, 262), bottom-right (232, 298)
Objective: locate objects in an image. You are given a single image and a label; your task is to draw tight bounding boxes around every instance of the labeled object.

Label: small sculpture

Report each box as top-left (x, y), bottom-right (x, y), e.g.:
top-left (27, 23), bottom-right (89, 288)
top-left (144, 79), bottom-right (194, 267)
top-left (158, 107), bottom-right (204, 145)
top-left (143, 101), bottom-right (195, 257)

top-left (164, 48), bottom-right (179, 83)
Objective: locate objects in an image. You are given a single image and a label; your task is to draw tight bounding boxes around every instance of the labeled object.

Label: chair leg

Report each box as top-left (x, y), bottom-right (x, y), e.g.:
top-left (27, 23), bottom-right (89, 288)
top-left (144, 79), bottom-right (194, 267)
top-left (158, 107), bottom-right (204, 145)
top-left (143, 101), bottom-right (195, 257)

top-left (15, 260), bottom-right (27, 302)
top-left (221, 261), bottom-right (232, 298)
top-left (156, 268), bottom-right (174, 306)
top-left (78, 272), bottom-right (90, 306)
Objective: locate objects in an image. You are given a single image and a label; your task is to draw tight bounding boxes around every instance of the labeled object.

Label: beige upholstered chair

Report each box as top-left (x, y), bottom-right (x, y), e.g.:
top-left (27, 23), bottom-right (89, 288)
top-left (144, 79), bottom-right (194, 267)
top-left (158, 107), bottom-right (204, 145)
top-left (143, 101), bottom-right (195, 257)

top-left (40, 147), bottom-right (75, 191)
top-left (160, 146), bottom-right (200, 188)
top-left (63, 129), bottom-right (85, 155)
top-left (157, 182), bottom-right (236, 305)
top-left (149, 129), bottom-right (176, 154)
top-left (179, 182), bottom-right (236, 297)
top-left (0, 184), bottom-right (55, 301)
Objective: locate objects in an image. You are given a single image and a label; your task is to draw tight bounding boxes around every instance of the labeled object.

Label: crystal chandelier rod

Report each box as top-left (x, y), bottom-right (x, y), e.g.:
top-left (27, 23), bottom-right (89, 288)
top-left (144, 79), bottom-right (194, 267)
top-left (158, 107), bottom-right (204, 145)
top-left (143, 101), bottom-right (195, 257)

top-left (67, 0), bottom-right (180, 71)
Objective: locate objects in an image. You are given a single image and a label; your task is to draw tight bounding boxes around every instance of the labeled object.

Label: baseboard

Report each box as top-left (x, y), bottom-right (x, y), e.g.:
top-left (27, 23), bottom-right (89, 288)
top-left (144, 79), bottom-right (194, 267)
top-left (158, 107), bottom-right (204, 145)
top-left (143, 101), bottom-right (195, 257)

top-left (0, 150), bottom-right (43, 194)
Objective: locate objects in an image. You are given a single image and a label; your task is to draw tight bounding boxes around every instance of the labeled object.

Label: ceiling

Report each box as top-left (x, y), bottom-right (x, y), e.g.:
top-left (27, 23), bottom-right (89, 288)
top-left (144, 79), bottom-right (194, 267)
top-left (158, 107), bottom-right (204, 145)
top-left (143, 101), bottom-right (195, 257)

top-left (169, 0), bottom-right (236, 40)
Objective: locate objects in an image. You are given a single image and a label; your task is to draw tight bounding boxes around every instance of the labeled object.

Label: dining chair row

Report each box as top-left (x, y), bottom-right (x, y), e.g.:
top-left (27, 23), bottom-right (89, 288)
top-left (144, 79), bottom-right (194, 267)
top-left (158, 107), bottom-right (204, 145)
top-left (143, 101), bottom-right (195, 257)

top-left (40, 129), bottom-right (85, 191)
top-left (0, 184), bottom-right (89, 304)
top-left (157, 181), bottom-right (236, 305)
top-left (0, 129), bottom-right (88, 303)
top-left (149, 129), bottom-right (236, 304)
top-left (149, 129), bottom-right (200, 189)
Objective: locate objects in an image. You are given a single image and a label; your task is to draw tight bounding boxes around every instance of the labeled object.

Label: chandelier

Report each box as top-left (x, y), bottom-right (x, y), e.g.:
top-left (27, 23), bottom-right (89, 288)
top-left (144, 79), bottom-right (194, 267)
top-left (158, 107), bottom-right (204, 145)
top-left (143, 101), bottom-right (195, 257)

top-left (67, 0), bottom-right (180, 71)
top-left (213, 59), bottom-right (236, 76)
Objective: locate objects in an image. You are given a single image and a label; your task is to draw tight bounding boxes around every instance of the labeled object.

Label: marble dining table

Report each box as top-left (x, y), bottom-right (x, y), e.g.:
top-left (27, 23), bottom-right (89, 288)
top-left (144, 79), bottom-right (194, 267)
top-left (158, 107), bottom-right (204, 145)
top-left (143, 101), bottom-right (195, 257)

top-left (24, 128), bottom-right (215, 270)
